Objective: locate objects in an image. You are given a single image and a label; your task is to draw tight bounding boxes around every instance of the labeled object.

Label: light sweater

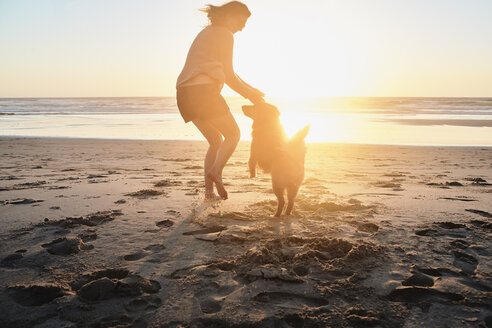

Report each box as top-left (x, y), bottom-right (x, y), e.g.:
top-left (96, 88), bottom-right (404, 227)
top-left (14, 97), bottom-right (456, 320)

top-left (176, 26), bottom-right (232, 89)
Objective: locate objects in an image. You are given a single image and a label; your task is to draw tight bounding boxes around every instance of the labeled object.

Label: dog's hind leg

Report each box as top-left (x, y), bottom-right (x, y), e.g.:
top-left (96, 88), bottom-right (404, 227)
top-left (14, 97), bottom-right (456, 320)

top-left (273, 184), bottom-right (285, 217)
top-left (248, 156), bottom-right (257, 178)
top-left (285, 184), bottom-right (300, 216)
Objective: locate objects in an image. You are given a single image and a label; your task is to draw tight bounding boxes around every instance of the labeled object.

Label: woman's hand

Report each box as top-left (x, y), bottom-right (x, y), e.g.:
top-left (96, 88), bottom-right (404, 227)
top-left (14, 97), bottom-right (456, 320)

top-left (248, 88), bottom-right (265, 104)
top-left (252, 88), bottom-right (265, 98)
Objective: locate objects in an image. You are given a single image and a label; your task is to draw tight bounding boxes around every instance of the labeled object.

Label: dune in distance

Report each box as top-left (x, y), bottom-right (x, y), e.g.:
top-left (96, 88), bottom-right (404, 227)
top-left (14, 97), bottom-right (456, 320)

top-left (0, 137), bottom-right (491, 327)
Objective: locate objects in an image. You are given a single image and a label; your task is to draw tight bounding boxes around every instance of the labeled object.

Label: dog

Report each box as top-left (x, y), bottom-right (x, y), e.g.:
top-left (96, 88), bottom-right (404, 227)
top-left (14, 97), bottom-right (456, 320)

top-left (242, 102), bottom-right (309, 217)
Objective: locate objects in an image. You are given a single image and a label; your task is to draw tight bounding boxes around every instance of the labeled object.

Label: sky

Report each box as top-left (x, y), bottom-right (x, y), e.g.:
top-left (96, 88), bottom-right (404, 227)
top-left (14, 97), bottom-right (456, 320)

top-left (0, 0), bottom-right (491, 98)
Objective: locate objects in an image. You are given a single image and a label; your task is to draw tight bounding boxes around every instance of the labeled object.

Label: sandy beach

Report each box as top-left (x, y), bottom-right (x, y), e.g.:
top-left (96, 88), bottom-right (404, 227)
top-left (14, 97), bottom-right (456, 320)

top-left (0, 137), bottom-right (491, 327)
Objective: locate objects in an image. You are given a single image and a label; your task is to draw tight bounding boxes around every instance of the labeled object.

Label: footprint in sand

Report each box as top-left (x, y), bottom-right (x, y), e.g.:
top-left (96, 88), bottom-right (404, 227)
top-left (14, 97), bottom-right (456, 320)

top-left (37, 209), bottom-right (122, 228)
top-left (457, 279), bottom-right (492, 292)
top-left (153, 179), bottom-right (182, 187)
top-left (199, 298), bottom-right (222, 314)
top-left (143, 244), bottom-right (166, 252)
top-left (435, 221), bottom-right (467, 229)
top-left (125, 296), bottom-right (162, 312)
top-left (71, 268), bottom-right (130, 290)
top-left (452, 250), bottom-right (478, 274)
top-left (42, 237), bottom-right (93, 255)
top-left (74, 268), bottom-right (160, 301)
top-left (145, 244), bottom-right (167, 263)
top-left (166, 209), bottom-right (181, 216)
top-left (355, 222), bottom-right (379, 233)
top-left (0, 253), bottom-right (24, 267)
top-left (387, 287), bottom-right (464, 304)
top-left (125, 189), bottom-right (167, 199)
top-left (155, 219), bottom-right (174, 228)
top-left (413, 265), bottom-right (462, 277)
top-left (123, 251), bottom-right (148, 261)
top-left (402, 272), bottom-right (434, 287)
top-left (7, 284), bottom-right (67, 306)
top-left (415, 228), bottom-right (441, 236)
top-left (253, 292), bottom-right (329, 308)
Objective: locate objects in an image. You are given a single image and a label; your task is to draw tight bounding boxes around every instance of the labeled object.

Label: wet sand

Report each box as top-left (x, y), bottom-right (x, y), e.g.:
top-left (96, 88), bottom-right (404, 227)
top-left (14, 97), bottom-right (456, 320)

top-left (0, 137), bottom-right (491, 327)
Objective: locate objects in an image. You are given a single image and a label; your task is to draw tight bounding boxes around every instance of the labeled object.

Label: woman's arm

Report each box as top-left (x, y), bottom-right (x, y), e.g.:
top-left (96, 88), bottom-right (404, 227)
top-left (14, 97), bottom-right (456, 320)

top-left (221, 32), bottom-right (264, 103)
top-left (236, 74), bottom-right (264, 97)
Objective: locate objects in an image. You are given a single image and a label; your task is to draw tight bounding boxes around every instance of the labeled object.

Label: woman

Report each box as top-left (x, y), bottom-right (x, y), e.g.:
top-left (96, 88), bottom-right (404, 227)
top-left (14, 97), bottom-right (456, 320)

top-left (176, 1), bottom-right (264, 200)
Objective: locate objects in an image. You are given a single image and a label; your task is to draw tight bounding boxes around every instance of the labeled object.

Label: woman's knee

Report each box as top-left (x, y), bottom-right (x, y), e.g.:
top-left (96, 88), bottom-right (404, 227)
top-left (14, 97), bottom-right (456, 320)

top-left (227, 117), bottom-right (241, 144)
top-left (226, 126), bottom-right (240, 144)
top-left (209, 135), bottom-right (223, 150)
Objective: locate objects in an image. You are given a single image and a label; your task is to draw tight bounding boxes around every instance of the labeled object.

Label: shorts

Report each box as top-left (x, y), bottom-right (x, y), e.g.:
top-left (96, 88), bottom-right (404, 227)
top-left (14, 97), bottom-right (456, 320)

top-left (176, 84), bottom-right (230, 123)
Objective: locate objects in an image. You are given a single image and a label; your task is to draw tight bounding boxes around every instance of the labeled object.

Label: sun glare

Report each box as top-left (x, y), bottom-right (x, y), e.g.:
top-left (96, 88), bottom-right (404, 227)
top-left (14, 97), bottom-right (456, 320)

top-left (278, 108), bottom-right (354, 143)
top-left (234, 8), bottom-right (372, 99)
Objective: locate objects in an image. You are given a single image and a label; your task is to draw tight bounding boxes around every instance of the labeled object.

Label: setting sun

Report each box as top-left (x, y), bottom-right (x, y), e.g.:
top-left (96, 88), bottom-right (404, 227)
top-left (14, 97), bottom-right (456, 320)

top-left (279, 110), bottom-right (353, 143)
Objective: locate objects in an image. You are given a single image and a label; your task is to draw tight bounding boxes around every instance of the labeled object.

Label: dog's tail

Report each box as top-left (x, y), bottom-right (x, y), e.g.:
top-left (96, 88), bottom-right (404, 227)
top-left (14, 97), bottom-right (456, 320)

top-left (289, 125), bottom-right (310, 143)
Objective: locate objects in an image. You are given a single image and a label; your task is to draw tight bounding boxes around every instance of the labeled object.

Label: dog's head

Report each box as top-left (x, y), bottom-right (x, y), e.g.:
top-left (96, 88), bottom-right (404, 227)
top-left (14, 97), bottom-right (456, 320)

top-left (242, 102), bottom-right (280, 123)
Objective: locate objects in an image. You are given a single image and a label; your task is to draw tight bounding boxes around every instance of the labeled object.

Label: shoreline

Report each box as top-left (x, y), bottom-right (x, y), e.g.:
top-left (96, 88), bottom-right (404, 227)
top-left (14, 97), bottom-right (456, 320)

top-left (2, 96), bottom-right (492, 146)
top-left (1, 135), bottom-right (491, 148)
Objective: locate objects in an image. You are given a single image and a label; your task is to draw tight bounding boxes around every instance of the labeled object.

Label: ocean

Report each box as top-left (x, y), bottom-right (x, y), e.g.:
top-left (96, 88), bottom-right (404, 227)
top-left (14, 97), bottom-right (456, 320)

top-left (0, 97), bottom-right (491, 146)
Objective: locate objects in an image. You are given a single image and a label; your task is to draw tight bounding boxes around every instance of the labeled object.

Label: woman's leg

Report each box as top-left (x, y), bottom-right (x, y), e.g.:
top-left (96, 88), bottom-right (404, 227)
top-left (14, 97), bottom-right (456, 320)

top-left (192, 119), bottom-right (223, 199)
top-left (205, 111), bottom-right (241, 199)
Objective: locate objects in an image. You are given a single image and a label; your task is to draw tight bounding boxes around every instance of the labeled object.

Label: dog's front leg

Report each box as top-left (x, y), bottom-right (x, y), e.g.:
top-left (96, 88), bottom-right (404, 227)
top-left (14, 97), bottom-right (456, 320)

top-left (248, 156), bottom-right (257, 178)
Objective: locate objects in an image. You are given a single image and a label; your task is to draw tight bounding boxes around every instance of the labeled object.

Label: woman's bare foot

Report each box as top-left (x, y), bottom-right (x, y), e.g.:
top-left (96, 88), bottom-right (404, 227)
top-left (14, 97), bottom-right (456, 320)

top-left (206, 172), bottom-right (228, 200)
top-left (205, 191), bottom-right (222, 201)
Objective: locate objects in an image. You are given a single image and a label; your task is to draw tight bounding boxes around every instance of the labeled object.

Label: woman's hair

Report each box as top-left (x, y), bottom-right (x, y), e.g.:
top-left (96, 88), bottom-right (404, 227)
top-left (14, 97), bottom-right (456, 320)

top-left (201, 1), bottom-right (251, 26)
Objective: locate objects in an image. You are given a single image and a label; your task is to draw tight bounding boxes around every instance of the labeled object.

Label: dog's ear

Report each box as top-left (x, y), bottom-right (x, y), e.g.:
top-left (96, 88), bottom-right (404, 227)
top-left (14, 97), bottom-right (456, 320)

top-left (242, 105), bottom-right (256, 119)
top-left (271, 105), bottom-right (281, 117)
top-left (291, 125), bottom-right (310, 141)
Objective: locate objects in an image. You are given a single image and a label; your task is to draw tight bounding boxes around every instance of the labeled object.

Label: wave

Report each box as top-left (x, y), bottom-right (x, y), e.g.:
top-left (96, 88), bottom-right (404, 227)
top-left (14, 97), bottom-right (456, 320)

top-left (1, 97), bottom-right (491, 117)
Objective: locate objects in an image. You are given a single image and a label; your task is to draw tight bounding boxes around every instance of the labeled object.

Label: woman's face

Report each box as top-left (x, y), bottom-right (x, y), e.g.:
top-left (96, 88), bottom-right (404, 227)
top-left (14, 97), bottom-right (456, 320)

top-left (226, 13), bottom-right (249, 34)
